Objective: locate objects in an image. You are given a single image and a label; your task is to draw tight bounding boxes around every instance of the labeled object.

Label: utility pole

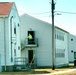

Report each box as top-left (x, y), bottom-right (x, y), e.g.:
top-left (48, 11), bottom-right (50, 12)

top-left (51, 0), bottom-right (55, 70)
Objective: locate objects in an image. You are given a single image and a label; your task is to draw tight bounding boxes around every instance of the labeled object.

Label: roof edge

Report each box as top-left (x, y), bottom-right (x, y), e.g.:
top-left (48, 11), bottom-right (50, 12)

top-left (0, 15), bottom-right (8, 17)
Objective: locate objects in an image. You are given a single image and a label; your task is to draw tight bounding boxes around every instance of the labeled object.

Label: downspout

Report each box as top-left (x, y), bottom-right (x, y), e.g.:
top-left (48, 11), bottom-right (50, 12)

top-left (10, 16), bottom-right (13, 62)
top-left (3, 17), bottom-right (6, 71)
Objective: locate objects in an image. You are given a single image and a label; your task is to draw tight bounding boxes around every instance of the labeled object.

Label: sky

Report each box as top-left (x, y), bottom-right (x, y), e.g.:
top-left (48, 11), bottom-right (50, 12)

top-left (1, 0), bottom-right (76, 35)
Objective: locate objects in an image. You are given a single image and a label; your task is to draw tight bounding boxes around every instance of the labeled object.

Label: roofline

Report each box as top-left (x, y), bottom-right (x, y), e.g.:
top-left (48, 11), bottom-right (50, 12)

top-left (55, 26), bottom-right (69, 33)
top-left (0, 15), bottom-right (8, 17)
top-left (21, 13), bottom-right (69, 33)
top-left (8, 2), bottom-right (14, 17)
top-left (0, 2), bottom-right (14, 17)
top-left (20, 13), bottom-right (52, 25)
top-left (14, 2), bottom-right (20, 22)
top-left (8, 2), bottom-right (20, 22)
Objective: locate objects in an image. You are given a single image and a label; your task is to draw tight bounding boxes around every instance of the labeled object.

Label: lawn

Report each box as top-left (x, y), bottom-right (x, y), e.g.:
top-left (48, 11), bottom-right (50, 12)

top-left (0, 64), bottom-right (75, 75)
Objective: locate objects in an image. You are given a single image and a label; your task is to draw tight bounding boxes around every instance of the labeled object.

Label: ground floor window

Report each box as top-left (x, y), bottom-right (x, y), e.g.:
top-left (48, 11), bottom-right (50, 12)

top-left (55, 49), bottom-right (65, 58)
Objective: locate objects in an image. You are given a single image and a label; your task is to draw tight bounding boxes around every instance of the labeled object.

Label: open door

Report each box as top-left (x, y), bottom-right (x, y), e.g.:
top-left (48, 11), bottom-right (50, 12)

top-left (28, 31), bottom-right (35, 44)
top-left (28, 50), bottom-right (33, 63)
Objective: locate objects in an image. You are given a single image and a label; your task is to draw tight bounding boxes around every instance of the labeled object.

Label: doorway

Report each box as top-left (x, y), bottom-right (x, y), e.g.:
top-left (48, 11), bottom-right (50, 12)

top-left (28, 50), bottom-right (33, 63)
top-left (74, 52), bottom-right (76, 59)
top-left (28, 31), bottom-right (35, 44)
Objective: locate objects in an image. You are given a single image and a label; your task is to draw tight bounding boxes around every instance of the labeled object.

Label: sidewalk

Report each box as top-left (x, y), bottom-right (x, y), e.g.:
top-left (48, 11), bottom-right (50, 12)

top-left (51, 69), bottom-right (76, 75)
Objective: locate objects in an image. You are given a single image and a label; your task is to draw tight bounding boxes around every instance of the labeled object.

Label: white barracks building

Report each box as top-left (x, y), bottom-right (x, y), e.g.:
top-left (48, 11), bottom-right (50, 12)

top-left (20, 14), bottom-right (69, 68)
top-left (0, 2), bottom-right (21, 71)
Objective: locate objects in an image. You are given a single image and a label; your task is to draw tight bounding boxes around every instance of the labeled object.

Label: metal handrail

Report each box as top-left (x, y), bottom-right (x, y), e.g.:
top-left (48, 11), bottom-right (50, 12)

top-left (14, 57), bottom-right (28, 65)
top-left (21, 38), bottom-right (38, 49)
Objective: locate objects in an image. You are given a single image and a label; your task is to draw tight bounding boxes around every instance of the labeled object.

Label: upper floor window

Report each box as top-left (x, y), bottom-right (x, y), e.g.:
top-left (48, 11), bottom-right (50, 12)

top-left (55, 34), bottom-right (64, 41)
top-left (14, 23), bottom-right (16, 34)
top-left (18, 23), bottom-right (19, 27)
top-left (55, 29), bottom-right (65, 41)
top-left (14, 27), bottom-right (16, 34)
top-left (71, 39), bottom-right (73, 41)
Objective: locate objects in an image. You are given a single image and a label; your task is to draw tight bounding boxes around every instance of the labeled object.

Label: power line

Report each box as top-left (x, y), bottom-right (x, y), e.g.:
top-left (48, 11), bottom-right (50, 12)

top-left (55, 11), bottom-right (76, 14)
top-left (27, 11), bottom-right (51, 15)
top-left (3, 3), bottom-right (51, 15)
top-left (2, 2), bottom-right (76, 15)
top-left (54, 18), bottom-right (66, 30)
top-left (1, 2), bottom-right (76, 18)
top-left (27, 11), bottom-right (76, 15)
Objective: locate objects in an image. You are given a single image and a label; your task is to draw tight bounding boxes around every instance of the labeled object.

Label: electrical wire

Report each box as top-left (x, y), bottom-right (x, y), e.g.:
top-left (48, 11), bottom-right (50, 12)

top-left (55, 11), bottom-right (76, 15)
top-left (27, 11), bottom-right (51, 15)
top-left (54, 18), bottom-right (68, 31)
top-left (3, 3), bottom-right (51, 15)
top-left (1, 2), bottom-right (76, 16)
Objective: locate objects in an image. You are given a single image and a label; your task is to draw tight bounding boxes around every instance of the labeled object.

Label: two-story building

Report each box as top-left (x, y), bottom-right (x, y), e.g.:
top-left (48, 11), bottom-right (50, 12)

top-left (0, 2), bottom-right (21, 71)
top-left (20, 14), bottom-right (69, 68)
top-left (69, 34), bottom-right (76, 63)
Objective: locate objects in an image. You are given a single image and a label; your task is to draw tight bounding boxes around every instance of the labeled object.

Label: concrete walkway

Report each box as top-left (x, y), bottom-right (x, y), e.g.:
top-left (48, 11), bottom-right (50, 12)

top-left (51, 69), bottom-right (76, 75)
top-left (25, 69), bottom-right (76, 75)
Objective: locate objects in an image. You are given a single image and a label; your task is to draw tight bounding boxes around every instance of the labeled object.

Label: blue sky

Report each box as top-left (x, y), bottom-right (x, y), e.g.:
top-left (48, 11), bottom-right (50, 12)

top-left (1, 0), bottom-right (76, 35)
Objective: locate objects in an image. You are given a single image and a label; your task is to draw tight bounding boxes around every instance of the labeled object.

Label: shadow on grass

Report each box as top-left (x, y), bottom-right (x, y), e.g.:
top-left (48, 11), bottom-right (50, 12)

top-left (14, 69), bottom-right (50, 74)
top-left (28, 71), bottom-right (50, 74)
top-left (0, 69), bottom-right (50, 74)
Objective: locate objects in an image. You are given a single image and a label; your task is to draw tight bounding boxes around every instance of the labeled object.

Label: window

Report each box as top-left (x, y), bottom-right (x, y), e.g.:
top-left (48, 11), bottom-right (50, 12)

top-left (14, 49), bottom-right (16, 56)
top-left (18, 46), bottom-right (20, 50)
top-left (55, 30), bottom-right (64, 41)
top-left (56, 49), bottom-right (65, 58)
top-left (56, 34), bottom-right (64, 41)
top-left (14, 23), bottom-right (16, 34)
top-left (14, 27), bottom-right (16, 34)
top-left (71, 50), bottom-right (73, 53)
top-left (71, 39), bottom-right (73, 41)
top-left (18, 23), bottom-right (19, 27)
top-left (56, 53), bottom-right (65, 58)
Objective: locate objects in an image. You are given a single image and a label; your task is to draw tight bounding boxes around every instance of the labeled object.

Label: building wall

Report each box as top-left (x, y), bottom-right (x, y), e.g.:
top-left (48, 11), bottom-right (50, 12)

top-left (69, 34), bottom-right (76, 62)
top-left (20, 14), bottom-right (69, 67)
top-left (20, 14), bottom-right (52, 67)
top-left (0, 17), bottom-right (8, 66)
top-left (55, 28), bottom-right (69, 66)
top-left (8, 3), bottom-right (21, 65)
top-left (0, 3), bottom-right (21, 67)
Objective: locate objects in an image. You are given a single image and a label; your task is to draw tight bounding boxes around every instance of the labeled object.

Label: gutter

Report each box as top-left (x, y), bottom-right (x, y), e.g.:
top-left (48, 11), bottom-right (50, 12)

top-left (10, 16), bottom-right (13, 62)
top-left (3, 17), bottom-right (6, 71)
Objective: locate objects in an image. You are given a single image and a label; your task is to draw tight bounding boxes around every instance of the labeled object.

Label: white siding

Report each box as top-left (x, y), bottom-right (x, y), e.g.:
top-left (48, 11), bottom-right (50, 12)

top-left (0, 18), bottom-right (5, 65)
top-left (0, 3), bottom-right (21, 66)
top-left (7, 3), bottom-right (21, 65)
top-left (20, 14), bottom-right (69, 67)
top-left (55, 29), bottom-right (69, 66)
top-left (69, 34), bottom-right (76, 62)
top-left (20, 14), bottom-right (52, 66)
